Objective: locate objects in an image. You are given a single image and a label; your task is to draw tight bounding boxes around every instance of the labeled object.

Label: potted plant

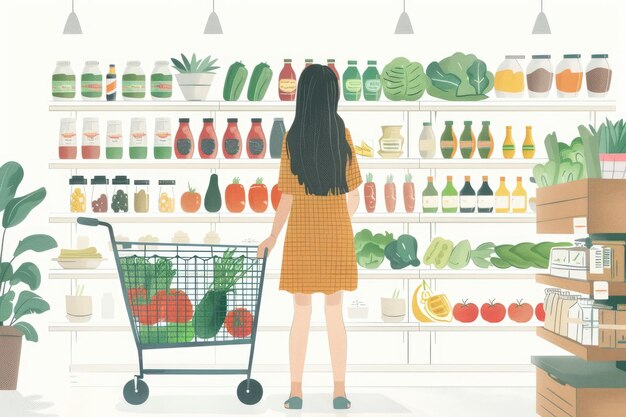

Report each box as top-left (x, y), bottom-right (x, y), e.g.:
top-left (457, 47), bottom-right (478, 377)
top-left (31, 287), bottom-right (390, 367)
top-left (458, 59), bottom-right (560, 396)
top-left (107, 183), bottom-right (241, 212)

top-left (0, 161), bottom-right (57, 390)
top-left (171, 53), bottom-right (219, 101)
top-left (593, 119), bottom-right (626, 179)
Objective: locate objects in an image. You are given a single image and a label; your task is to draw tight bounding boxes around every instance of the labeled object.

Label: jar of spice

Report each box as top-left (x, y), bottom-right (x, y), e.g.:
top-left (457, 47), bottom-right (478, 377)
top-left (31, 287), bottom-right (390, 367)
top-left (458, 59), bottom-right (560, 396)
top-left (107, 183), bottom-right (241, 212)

top-left (81, 61), bottom-right (103, 100)
top-left (52, 61), bottom-right (76, 100)
top-left (494, 55), bottom-right (525, 98)
top-left (158, 180), bottom-right (176, 213)
top-left (133, 180), bottom-right (150, 213)
top-left (69, 175), bottom-right (87, 213)
top-left (556, 54), bottom-right (583, 98)
top-left (111, 176), bottom-right (130, 213)
top-left (58, 118), bottom-right (77, 159)
top-left (151, 60), bottom-right (173, 100)
top-left (90, 176), bottom-right (109, 213)
top-left (586, 54), bottom-right (612, 98)
top-left (122, 61), bottom-right (146, 100)
top-left (526, 55), bottom-right (553, 98)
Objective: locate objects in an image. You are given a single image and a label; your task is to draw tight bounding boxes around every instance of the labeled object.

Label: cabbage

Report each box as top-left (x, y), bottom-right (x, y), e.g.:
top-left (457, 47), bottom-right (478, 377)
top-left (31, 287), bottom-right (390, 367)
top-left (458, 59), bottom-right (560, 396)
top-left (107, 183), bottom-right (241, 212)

top-left (426, 52), bottom-right (494, 101)
top-left (381, 57), bottom-right (429, 101)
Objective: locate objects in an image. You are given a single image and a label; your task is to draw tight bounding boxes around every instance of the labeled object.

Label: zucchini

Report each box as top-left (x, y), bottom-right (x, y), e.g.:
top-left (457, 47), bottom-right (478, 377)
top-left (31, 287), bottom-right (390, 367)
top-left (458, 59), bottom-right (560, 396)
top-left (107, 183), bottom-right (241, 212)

top-left (194, 290), bottom-right (228, 339)
top-left (223, 62), bottom-right (248, 101)
top-left (247, 63), bottom-right (273, 101)
top-left (204, 174), bottom-right (222, 213)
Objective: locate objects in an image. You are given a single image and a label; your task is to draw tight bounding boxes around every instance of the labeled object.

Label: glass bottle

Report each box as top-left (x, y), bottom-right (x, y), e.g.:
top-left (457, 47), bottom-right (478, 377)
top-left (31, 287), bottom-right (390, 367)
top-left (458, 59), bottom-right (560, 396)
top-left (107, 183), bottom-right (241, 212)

top-left (459, 176), bottom-right (476, 213)
top-left (129, 117), bottom-right (148, 159)
top-left (174, 118), bottom-right (194, 159)
top-left (477, 176), bottom-right (494, 213)
top-left (440, 121), bottom-right (457, 159)
top-left (522, 126), bottom-right (535, 159)
top-left (422, 176), bottom-right (438, 213)
top-left (278, 59), bottom-right (297, 101)
top-left (223, 118), bottom-right (242, 159)
top-left (327, 58), bottom-right (341, 88)
top-left (495, 177), bottom-right (510, 213)
top-left (459, 121), bottom-right (476, 159)
top-left (153, 118), bottom-right (172, 159)
top-left (269, 118), bottom-right (286, 159)
top-left (477, 121), bottom-right (494, 159)
top-left (362, 60), bottom-right (381, 101)
top-left (343, 60), bottom-right (362, 101)
top-left (305, 59), bottom-right (313, 67)
top-left (441, 176), bottom-right (458, 213)
top-left (198, 118), bottom-right (218, 159)
top-left (502, 126), bottom-right (515, 159)
top-left (511, 177), bottom-right (527, 213)
top-left (418, 122), bottom-right (436, 159)
top-left (106, 64), bottom-right (116, 101)
top-left (246, 118), bottom-right (266, 159)
top-left (105, 120), bottom-right (123, 159)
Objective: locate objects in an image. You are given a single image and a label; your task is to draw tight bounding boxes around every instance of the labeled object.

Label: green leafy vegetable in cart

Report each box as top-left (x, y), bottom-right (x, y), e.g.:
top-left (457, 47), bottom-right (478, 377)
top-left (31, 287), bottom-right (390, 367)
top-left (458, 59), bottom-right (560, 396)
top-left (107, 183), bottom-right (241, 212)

top-left (381, 57), bottom-right (429, 101)
top-left (426, 52), bottom-right (494, 101)
top-left (384, 234), bottom-right (420, 269)
top-left (120, 256), bottom-right (176, 299)
top-left (448, 240), bottom-right (471, 270)
top-left (139, 322), bottom-right (195, 345)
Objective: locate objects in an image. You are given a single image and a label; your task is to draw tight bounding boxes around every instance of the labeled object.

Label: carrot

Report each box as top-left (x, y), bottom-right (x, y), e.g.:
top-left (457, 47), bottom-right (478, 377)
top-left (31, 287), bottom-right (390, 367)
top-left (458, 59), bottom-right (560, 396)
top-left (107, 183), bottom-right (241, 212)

top-left (364, 173), bottom-right (376, 213)
top-left (385, 174), bottom-right (396, 213)
top-left (403, 173), bottom-right (415, 213)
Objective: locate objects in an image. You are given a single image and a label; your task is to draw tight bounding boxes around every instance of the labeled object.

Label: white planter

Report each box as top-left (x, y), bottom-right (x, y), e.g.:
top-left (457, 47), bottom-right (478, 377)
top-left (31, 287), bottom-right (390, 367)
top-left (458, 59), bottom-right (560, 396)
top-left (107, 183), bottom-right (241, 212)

top-left (175, 73), bottom-right (215, 101)
top-left (380, 297), bottom-right (406, 322)
top-left (600, 153), bottom-right (626, 179)
top-left (66, 295), bottom-right (93, 322)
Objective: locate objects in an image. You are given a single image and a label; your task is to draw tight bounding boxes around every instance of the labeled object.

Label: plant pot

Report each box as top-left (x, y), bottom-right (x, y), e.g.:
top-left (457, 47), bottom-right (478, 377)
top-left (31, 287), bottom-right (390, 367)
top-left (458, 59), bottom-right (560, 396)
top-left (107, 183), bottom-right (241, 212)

top-left (0, 326), bottom-right (23, 390)
top-left (381, 297), bottom-right (406, 322)
top-left (600, 153), bottom-right (626, 179)
top-left (175, 73), bottom-right (215, 101)
top-left (66, 295), bottom-right (93, 323)
top-left (378, 125), bottom-right (405, 158)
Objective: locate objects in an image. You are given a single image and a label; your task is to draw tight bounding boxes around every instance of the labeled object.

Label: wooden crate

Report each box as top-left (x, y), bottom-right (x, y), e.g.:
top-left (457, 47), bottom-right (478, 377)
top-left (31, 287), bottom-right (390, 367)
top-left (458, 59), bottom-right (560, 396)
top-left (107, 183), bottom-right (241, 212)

top-left (536, 179), bottom-right (626, 234)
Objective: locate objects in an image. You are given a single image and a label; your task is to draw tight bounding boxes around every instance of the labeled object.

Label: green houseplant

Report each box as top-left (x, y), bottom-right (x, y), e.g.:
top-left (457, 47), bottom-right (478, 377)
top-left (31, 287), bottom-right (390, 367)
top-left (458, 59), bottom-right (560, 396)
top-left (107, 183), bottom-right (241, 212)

top-left (591, 118), bottom-right (626, 179)
top-left (171, 53), bottom-right (219, 101)
top-left (0, 161), bottom-right (57, 390)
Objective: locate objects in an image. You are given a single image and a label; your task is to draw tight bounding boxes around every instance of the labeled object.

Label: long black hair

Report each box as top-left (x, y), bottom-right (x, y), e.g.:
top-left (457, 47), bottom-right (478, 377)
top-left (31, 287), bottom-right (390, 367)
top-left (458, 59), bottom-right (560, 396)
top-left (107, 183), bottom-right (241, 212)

top-left (286, 64), bottom-right (352, 196)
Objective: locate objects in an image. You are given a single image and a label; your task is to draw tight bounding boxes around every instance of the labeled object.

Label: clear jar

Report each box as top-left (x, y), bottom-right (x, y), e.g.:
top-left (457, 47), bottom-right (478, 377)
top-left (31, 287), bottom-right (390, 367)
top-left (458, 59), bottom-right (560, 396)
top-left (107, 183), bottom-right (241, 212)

top-left (69, 175), bottom-right (87, 213)
top-left (111, 175), bottom-right (130, 213)
top-left (90, 175), bottom-right (109, 213)
top-left (158, 180), bottom-right (176, 213)
top-left (52, 61), bottom-right (76, 100)
top-left (122, 61), bottom-right (146, 100)
top-left (81, 60), bottom-right (103, 100)
top-left (556, 54), bottom-right (583, 98)
top-left (59, 118), bottom-right (77, 159)
top-left (151, 60), bottom-right (173, 100)
top-left (494, 55), bottom-right (525, 98)
top-left (526, 55), bottom-right (553, 98)
top-left (586, 54), bottom-right (612, 98)
top-left (133, 180), bottom-right (150, 213)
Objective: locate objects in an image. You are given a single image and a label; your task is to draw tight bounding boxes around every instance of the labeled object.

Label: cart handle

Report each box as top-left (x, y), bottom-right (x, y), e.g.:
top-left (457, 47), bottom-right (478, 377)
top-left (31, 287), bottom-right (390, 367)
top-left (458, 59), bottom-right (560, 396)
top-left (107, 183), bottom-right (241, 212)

top-left (77, 217), bottom-right (101, 227)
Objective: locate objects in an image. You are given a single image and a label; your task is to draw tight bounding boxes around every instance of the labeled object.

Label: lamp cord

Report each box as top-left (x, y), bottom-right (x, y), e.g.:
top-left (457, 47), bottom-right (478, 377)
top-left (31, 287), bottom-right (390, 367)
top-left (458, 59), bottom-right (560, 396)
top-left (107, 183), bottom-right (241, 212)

top-left (213, 0), bottom-right (215, 12)
top-left (72, 0), bottom-right (74, 13)
top-left (541, 0), bottom-right (543, 12)
top-left (403, 0), bottom-right (406, 12)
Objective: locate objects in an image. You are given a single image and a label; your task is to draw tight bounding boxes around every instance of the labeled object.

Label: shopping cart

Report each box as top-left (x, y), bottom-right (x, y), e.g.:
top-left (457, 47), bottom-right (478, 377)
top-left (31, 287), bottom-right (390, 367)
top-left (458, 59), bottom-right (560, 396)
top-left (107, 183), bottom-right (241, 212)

top-left (77, 217), bottom-right (268, 406)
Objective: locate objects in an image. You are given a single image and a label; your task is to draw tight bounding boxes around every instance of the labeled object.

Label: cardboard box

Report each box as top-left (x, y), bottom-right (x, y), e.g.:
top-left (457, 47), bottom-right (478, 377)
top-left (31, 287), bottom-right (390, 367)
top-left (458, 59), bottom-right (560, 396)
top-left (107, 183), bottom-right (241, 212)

top-left (537, 179), bottom-right (626, 234)
top-left (599, 310), bottom-right (626, 349)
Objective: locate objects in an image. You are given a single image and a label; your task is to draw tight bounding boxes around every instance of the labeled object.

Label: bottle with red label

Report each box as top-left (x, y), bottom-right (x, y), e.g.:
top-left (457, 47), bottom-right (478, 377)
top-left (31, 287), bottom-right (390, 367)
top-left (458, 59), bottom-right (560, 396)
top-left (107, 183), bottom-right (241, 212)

top-left (222, 118), bottom-right (242, 159)
top-left (59, 118), bottom-right (77, 159)
top-left (327, 58), bottom-right (341, 87)
top-left (246, 118), bottom-right (266, 159)
top-left (198, 118), bottom-right (218, 159)
top-left (279, 59), bottom-right (297, 101)
top-left (81, 117), bottom-right (100, 159)
top-left (174, 118), bottom-right (194, 159)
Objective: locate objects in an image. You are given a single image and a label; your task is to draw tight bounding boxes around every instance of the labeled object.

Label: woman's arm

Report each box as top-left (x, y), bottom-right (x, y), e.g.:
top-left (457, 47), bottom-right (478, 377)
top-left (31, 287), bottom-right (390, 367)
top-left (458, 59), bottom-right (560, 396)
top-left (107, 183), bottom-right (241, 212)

top-left (257, 193), bottom-right (294, 258)
top-left (347, 188), bottom-right (360, 217)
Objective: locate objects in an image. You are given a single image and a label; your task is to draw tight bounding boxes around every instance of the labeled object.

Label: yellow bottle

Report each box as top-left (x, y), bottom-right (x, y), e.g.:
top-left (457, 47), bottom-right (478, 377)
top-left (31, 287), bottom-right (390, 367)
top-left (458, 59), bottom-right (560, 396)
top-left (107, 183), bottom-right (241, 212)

top-left (502, 126), bottom-right (515, 159)
top-left (495, 177), bottom-right (510, 213)
top-left (511, 177), bottom-right (527, 213)
top-left (522, 126), bottom-right (535, 159)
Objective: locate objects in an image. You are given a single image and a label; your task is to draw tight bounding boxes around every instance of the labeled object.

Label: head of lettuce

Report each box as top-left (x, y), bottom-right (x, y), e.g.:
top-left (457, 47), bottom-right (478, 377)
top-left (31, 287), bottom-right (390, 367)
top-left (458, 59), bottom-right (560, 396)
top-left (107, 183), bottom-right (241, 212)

top-left (426, 52), bottom-right (494, 101)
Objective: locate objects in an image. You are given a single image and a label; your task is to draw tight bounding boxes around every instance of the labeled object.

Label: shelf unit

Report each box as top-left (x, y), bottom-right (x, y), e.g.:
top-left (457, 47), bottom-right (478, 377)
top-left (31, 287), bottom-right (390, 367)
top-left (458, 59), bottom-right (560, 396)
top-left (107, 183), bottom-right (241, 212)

top-left (536, 327), bottom-right (626, 362)
top-left (536, 274), bottom-right (626, 296)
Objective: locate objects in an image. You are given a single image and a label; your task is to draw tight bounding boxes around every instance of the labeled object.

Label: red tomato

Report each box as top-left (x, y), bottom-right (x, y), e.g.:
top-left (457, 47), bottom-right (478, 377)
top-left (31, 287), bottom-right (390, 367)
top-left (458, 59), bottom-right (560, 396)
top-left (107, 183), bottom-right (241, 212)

top-left (248, 178), bottom-right (268, 213)
top-left (508, 300), bottom-right (534, 323)
top-left (271, 184), bottom-right (281, 211)
top-left (225, 308), bottom-right (254, 338)
top-left (480, 300), bottom-right (506, 323)
top-left (225, 178), bottom-right (246, 213)
top-left (452, 300), bottom-right (479, 323)
top-left (154, 290), bottom-right (194, 323)
top-left (535, 303), bottom-right (545, 322)
top-left (127, 288), bottom-right (147, 316)
top-left (136, 302), bottom-right (160, 325)
top-left (181, 184), bottom-right (202, 213)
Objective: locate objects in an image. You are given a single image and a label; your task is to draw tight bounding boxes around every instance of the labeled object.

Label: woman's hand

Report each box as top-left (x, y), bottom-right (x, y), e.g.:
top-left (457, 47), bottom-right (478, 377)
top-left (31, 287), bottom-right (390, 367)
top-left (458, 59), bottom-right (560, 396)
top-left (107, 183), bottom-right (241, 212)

top-left (257, 235), bottom-right (276, 258)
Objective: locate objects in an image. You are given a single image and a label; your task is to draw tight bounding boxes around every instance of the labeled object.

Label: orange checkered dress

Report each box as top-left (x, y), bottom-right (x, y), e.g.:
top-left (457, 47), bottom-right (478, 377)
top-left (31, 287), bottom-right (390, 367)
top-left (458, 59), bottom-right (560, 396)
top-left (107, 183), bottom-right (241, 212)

top-left (278, 129), bottom-right (363, 295)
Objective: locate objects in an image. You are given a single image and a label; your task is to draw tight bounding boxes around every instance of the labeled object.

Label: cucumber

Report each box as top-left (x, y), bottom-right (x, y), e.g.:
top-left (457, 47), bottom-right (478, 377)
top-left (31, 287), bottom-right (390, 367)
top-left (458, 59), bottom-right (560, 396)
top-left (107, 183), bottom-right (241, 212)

top-left (495, 245), bottom-right (533, 269)
top-left (204, 174), bottom-right (222, 213)
top-left (194, 290), bottom-right (228, 339)
top-left (247, 63), bottom-right (273, 101)
top-left (223, 62), bottom-right (248, 101)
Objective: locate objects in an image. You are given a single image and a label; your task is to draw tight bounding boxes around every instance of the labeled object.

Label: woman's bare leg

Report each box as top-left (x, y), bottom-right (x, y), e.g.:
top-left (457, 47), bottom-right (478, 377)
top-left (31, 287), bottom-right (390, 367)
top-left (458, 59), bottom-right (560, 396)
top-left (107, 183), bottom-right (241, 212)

top-left (289, 293), bottom-right (312, 399)
top-left (325, 291), bottom-right (347, 398)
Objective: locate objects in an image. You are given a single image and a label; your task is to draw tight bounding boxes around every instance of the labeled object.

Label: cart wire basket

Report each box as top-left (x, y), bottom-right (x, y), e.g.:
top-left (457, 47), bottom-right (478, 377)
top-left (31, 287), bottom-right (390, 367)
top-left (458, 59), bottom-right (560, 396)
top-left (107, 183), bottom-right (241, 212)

top-left (77, 217), bottom-right (268, 406)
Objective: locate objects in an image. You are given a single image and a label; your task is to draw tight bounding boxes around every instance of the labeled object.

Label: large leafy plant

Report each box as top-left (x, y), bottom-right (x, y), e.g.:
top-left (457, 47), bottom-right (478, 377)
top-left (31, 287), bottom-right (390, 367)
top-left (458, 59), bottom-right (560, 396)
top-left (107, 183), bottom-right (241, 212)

top-left (426, 52), bottom-right (494, 101)
top-left (171, 53), bottom-right (219, 74)
top-left (0, 162), bottom-right (57, 342)
top-left (590, 118), bottom-right (626, 154)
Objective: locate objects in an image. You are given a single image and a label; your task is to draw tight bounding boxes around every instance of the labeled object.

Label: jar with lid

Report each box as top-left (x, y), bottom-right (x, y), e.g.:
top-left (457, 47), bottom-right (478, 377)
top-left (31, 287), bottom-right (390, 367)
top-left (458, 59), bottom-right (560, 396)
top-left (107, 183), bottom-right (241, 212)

top-left (154, 118), bottom-right (172, 159)
top-left (556, 54), bottom-right (583, 98)
top-left (59, 118), bottom-right (77, 159)
top-left (122, 61), bottom-right (146, 100)
top-left (246, 118), bottom-right (266, 159)
top-left (82, 117), bottom-right (101, 159)
top-left (494, 55), bottom-right (525, 98)
top-left (52, 61), bottom-right (76, 100)
top-left (198, 118), bottom-right (218, 159)
top-left (106, 120), bottom-right (123, 159)
top-left (133, 180), bottom-right (150, 213)
top-left (222, 118), bottom-right (242, 159)
top-left (586, 54), bottom-right (612, 98)
top-left (69, 175), bottom-right (87, 213)
top-left (526, 55), bottom-right (553, 98)
top-left (111, 176), bottom-right (130, 213)
top-left (158, 180), bottom-right (176, 213)
top-left (81, 61), bottom-right (103, 100)
top-left (278, 59), bottom-right (296, 101)
top-left (90, 176), bottom-right (109, 213)
top-left (129, 117), bottom-right (148, 159)
top-left (175, 118), bottom-right (194, 159)
top-left (151, 61), bottom-right (173, 100)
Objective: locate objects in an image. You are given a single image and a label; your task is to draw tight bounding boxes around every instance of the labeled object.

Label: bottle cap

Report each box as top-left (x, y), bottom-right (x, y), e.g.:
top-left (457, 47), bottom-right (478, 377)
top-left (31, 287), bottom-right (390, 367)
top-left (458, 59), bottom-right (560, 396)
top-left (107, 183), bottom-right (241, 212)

top-left (203, 118), bottom-right (214, 123)
top-left (464, 121), bottom-right (472, 125)
top-left (91, 175), bottom-right (109, 185)
top-left (464, 176), bottom-right (470, 181)
top-left (284, 59), bottom-right (292, 63)
top-left (305, 59), bottom-right (313, 63)
top-left (423, 122), bottom-right (432, 126)
top-left (500, 176), bottom-right (506, 181)
top-left (179, 118), bottom-right (190, 123)
top-left (134, 180), bottom-right (150, 185)
top-left (445, 121), bottom-right (453, 126)
top-left (112, 175), bottom-right (130, 185)
top-left (591, 54), bottom-right (609, 59)
top-left (327, 59), bottom-right (335, 63)
top-left (505, 55), bottom-right (525, 60)
top-left (227, 118), bottom-right (238, 123)
top-left (532, 54), bottom-right (551, 59)
top-left (482, 176), bottom-right (488, 181)
top-left (517, 176), bottom-right (522, 181)
top-left (564, 54), bottom-right (581, 59)
top-left (348, 60), bottom-right (357, 65)
top-left (526, 125), bottom-right (532, 129)
top-left (69, 175), bottom-right (87, 185)
top-left (446, 175), bottom-right (453, 181)
top-left (367, 60), bottom-right (377, 65)
top-left (427, 176), bottom-right (433, 182)
top-left (158, 180), bottom-right (176, 186)
top-left (109, 64), bottom-right (116, 68)
top-left (251, 118), bottom-right (262, 123)
top-left (482, 121), bottom-right (490, 125)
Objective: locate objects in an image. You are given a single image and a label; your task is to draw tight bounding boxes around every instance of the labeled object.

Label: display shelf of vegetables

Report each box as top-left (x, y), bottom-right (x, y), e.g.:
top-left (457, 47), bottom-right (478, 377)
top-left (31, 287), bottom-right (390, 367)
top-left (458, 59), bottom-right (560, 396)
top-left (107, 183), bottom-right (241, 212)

top-left (536, 327), bottom-right (626, 362)
top-left (536, 274), bottom-right (626, 296)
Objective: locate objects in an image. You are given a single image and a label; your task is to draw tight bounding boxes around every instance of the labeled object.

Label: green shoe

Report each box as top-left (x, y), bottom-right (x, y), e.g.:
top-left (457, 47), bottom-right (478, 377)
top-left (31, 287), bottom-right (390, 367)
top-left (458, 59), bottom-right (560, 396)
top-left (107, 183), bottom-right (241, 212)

top-left (284, 396), bottom-right (303, 410)
top-left (333, 396), bottom-right (351, 409)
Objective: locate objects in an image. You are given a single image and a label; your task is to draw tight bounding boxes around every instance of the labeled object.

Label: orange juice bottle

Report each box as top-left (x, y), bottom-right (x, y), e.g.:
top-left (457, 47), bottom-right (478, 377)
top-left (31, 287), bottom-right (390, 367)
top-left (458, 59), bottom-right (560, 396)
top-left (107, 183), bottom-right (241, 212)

top-left (522, 126), bottom-right (535, 159)
top-left (502, 126), bottom-right (515, 159)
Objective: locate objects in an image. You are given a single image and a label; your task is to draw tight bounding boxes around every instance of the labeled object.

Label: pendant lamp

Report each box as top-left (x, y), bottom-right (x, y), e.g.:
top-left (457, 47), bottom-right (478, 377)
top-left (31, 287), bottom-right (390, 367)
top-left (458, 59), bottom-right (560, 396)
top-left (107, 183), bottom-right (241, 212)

top-left (395, 0), bottom-right (414, 35)
top-left (532, 0), bottom-right (551, 34)
top-left (204, 0), bottom-right (223, 34)
top-left (63, 0), bottom-right (82, 35)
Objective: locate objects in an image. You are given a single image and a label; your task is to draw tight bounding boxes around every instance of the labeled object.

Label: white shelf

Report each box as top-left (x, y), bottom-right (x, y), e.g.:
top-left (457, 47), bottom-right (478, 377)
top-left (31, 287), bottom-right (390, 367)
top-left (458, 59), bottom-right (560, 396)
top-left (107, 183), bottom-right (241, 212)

top-left (49, 269), bottom-right (118, 280)
top-left (49, 99), bottom-right (616, 113)
top-left (419, 158), bottom-right (544, 170)
top-left (420, 213), bottom-right (536, 224)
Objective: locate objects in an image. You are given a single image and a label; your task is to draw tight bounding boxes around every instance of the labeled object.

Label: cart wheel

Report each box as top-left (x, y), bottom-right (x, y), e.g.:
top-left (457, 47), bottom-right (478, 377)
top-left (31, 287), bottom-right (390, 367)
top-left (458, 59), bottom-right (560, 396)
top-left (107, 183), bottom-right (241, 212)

top-left (123, 378), bottom-right (149, 405)
top-left (237, 378), bottom-right (263, 405)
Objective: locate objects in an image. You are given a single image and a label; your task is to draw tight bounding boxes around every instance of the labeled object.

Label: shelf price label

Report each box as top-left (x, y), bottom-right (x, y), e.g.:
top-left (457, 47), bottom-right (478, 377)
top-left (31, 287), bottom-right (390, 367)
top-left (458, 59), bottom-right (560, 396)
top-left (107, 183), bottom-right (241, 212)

top-left (593, 281), bottom-right (609, 300)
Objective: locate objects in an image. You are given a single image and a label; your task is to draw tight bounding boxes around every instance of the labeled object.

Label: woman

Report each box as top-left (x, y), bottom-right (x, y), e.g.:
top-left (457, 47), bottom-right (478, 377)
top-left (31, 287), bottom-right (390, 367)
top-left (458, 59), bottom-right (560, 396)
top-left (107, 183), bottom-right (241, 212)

top-left (257, 64), bottom-right (361, 410)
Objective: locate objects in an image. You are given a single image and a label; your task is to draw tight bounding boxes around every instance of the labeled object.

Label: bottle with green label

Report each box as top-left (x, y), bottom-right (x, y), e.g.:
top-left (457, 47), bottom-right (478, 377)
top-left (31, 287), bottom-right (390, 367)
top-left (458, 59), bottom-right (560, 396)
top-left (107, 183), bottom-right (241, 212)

top-left (422, 176), bottom-right (438, 213)
top-left (151, 61), bottom-right (173, 100)
top-left (343, 60), bottom-right (362, 101)
top-left (459, 176), bottom-right (476, 213)
top-left (122, 61), bottom-right (146, 100)
top-left (362, 60), bottom-right (381, 101)
top-left (81, 61), bottom-right (103, 100)
top-left (52, 61), bottom-right (76, 100)
top-left (477, 121), bottom-right (494, 159)
top-left (441, 176), bottom-right (458, 213)
top-left (477, 176), bottom-right (494, 213)
top-left (440, 121), bottom-right (457, 159)
top-left (459, 121), bottom-right (476, 159)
